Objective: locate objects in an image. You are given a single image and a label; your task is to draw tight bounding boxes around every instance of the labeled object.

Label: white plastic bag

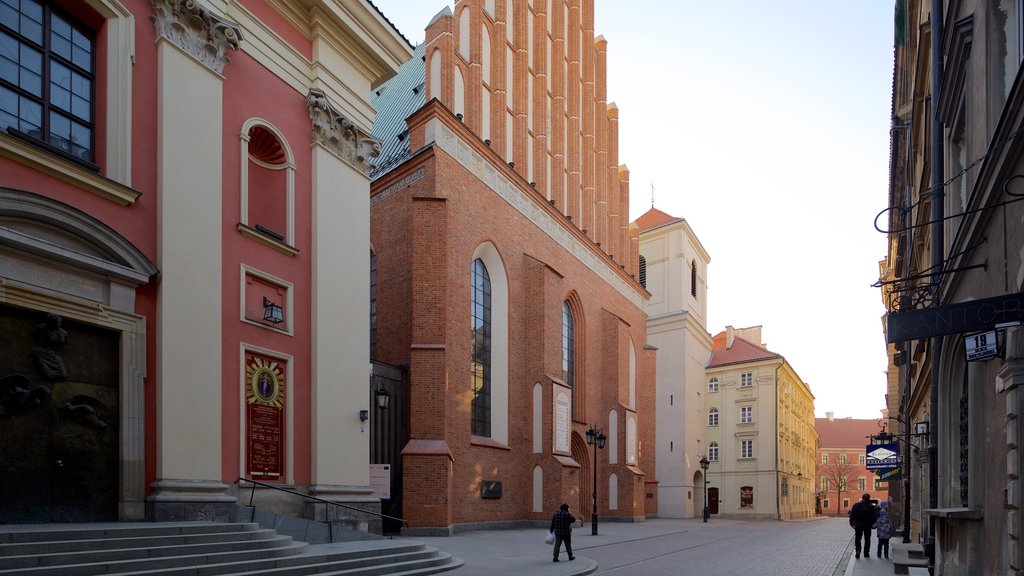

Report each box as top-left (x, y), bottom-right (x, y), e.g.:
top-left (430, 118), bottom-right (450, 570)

top-left (545, 531), bottom-right (555, 544)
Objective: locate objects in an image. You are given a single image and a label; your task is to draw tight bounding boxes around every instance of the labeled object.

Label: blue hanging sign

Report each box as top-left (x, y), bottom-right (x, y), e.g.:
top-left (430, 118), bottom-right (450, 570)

top-left (865, 443), bottom-right (899, 471)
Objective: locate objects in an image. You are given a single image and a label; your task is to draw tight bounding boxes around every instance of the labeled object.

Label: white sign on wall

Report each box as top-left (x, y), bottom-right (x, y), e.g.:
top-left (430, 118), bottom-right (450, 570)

top-left (964, 330), bottom-right (998, 362)
top-left (554, 390), bottom-right (570, 454)
top-left (626, 413), bottom-right (637, 466)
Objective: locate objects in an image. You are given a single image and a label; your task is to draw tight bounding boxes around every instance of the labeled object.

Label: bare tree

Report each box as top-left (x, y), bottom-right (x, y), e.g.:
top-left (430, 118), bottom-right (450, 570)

top-left (818, 460), bottom-right (858, 516)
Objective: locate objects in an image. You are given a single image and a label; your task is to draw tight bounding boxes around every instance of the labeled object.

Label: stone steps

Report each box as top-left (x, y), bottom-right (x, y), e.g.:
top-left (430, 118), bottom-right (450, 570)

top-left (0, 521), bottom-right (462, 576)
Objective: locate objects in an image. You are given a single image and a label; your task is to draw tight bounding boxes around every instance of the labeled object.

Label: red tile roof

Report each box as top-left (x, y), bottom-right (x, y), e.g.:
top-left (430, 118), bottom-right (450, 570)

top-left (635, 206), bottom-right (682, 232)
top-left (707, 331), bottom-right (781, 368)
top-left (815, 418), bottom-right (880, 449)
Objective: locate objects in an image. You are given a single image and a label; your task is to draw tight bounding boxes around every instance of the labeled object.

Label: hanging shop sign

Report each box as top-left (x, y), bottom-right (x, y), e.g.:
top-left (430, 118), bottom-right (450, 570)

top-left (886, 291), bottom-right (1024, 343)
top-left (865, 443), bottom-right (899, 471)
top-left (876, 468), bottom-right (902, 482)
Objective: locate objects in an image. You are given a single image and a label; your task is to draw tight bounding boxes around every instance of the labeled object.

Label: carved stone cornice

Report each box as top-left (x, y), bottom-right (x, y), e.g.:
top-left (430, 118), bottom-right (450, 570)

top-left (306, 88), bottom-right (381, 174)
top-left (151, 0), bottom-right (243, 75)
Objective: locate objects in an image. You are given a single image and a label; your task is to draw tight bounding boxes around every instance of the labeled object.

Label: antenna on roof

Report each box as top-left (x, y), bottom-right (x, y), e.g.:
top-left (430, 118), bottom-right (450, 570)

top-left (650, 181), bottom-right (655, 208)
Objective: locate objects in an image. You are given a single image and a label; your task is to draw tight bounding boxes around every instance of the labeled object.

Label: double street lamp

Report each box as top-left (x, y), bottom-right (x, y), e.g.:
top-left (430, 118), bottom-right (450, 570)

top-left (699, 456), bottom-right (710, 522)
top-left (586, 425), bottom-right (607, 535)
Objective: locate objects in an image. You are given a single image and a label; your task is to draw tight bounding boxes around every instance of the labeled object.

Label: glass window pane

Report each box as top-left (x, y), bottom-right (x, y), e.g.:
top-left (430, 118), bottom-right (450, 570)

top-left (19, 41), bottom-right (39, 68)
top-left (50, 82), bottom-right (68, 110)
top-left (71, 43), bottom-right (89, 71)
top-left (70, 120), bottom-right (90, 159)
top-left (50, 58), bottom-right (69, 86)
top-left (19, 66), bottom-right (39, 96)
top-left (0, 5), bottom-right (16, 36)
top-left (0, 53), bottom-right (15, 85)
top-left (51, 32), bottom-right (69, 60)
top-left (0, 30), bottom-right (15, 60)
top-left (19, 14), bottom-right (40, 44)
top-left (19, 94), bottom-right (40, 130)
top-left (50, 11), bottom-right (71, 41)
top-left (48, 108), bottom-right (69, 140)
top-left (70, 93), bottom-right (87, 121)
top-left (0, 83), bottom-right (16, 114)
top-left (70, 71), bottom-right (88, 97)
top-left (20, 0), bottom-right (41, 22)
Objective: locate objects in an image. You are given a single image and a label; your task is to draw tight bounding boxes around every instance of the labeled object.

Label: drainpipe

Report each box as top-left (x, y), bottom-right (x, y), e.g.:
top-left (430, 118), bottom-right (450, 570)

top-left (927, 0), bottom-right (944, 564)
top-left (774, 365), bottom-right (780, 521)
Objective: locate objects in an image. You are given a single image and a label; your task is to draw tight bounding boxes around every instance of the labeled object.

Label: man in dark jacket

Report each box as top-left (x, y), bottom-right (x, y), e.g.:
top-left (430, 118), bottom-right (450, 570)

top-left (550, 503), bottom-right (576, 562)
top-left (849, 493), bottom-right (879, 559)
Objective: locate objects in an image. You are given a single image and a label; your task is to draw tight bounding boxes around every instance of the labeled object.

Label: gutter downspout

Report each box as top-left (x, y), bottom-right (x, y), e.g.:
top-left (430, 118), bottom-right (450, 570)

top-left (927, 0), bottom-right (944, 564)
top-left (775, 364), bottom-right (781, 521)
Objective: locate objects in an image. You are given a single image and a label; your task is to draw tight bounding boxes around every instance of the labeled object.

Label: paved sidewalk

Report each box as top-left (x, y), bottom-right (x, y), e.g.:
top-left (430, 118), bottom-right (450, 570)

top-left (844, 548), bottom-right (897, 576)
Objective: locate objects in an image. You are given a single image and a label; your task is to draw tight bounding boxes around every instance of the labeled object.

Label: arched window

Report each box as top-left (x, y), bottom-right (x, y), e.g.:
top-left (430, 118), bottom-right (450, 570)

top-left (370, 250), bottom-right (377, 360)
top-left (708, 442), bottom-right (719, 462)
top-left (690, 259), bottom-right (697, 298)
top-left (708, 377), bottom-right (719, 393)
top-left (638, 255), bottom-right (646, 288)
top-left (240, 120), bottom-right (295, 249)
top-left (471, 258), bottom-right (492, 437)
top-left (562, 300), bottom-right (575, 416)
top-left (708, 407), bottom-right (719, 427)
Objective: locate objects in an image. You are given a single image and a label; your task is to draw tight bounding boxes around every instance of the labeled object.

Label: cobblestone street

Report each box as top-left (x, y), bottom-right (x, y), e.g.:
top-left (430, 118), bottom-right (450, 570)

top-left (405, 516), bottom-right (855, 576)
top-left (586, 517), bottom-right (853, 576)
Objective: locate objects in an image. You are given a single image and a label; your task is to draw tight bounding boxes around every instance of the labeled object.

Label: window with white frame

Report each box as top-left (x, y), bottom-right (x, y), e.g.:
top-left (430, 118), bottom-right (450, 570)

top-left (839, 454), bottom-right (847, 465)
top-left (740, 439), bottom-right (753, 459)
top-left (821, 477), bottom-right (828, 492)
top-left (708, 377), bottom-right (719, 393)
top-left (858, 477), bottom-right (866, 491)
top-left (708, 442), bottom-right (718, 462)
top-left (740, 372), bottom-right (752, 387)
top-left (859, 454), bottom-right (865, 466)
top-left (740, 405), bottom-right (752, 423)
top-left (708, 407), bottom-right (719, 427)
top-left (822, 454), bottom-right (828, 465)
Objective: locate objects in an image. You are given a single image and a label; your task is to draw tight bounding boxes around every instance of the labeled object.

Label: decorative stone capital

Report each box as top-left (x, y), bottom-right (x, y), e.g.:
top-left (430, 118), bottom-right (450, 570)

top-left (306, 89), bottom-right (381, 174)
top-left (151, 0), bottom-right (242, 74)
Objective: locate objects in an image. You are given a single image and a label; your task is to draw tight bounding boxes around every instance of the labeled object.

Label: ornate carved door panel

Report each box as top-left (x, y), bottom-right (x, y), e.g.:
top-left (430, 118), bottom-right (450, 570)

top-left (0, 304), bottom-right (119, 523)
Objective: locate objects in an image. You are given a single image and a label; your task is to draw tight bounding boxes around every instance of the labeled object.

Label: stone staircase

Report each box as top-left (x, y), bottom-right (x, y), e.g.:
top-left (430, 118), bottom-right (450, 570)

top-left (0, 521), bottom-right (462, 575)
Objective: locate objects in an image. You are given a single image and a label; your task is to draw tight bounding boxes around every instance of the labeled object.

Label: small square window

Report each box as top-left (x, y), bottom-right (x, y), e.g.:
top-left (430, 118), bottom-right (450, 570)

top-left (740, 372), bottom-right (753, 388)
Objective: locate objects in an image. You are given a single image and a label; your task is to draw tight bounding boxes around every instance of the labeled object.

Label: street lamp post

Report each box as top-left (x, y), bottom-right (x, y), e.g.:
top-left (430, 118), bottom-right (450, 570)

top-left (699, 456), bottom-right (710, 522)
top-left (586, 425), bottom-right (606, 535)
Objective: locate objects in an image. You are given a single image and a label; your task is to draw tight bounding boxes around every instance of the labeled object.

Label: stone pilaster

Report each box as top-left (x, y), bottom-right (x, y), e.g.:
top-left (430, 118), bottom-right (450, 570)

top-left (147, 0), bottom-right (240, 521)
top-left (1000, 327), bottom-right (1024, 574)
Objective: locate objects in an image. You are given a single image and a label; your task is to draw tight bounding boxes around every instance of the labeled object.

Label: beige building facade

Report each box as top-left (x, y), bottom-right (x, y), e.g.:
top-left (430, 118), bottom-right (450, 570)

top-left (636, 207), bottom-right (712, 519)
top-left (704, 327), bottom-right (817, 520)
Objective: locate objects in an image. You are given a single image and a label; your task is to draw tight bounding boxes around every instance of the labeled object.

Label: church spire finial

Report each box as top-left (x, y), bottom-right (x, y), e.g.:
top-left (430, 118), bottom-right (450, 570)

top-left (650, 181), bottom-right (655, 208)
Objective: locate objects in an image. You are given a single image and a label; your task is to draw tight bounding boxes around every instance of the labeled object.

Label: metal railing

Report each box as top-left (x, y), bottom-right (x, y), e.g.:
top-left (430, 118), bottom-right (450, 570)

top-left (235, 477), bottom-right (407, 541)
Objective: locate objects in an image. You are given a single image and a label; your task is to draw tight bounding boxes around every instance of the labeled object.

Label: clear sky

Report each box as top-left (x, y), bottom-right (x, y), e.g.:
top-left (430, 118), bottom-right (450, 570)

top-left (370, 1), bottom-right (894, 420)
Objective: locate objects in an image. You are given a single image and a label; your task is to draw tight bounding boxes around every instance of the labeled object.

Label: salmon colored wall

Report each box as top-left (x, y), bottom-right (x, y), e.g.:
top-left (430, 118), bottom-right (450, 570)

top-left (221, 48), bottom-right (315, 486)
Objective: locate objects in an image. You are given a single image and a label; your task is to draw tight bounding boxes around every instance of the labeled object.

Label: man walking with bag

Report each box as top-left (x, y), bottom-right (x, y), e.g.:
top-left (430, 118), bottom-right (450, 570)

top-left (550, 503), bottom-right (576, 562)
top-left (849, 493), bottom-right (879, 559)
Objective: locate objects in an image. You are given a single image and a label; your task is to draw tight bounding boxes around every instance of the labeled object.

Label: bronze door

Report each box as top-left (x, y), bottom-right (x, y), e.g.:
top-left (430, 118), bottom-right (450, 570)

top-left (0, 304), bottom-right (119, 523)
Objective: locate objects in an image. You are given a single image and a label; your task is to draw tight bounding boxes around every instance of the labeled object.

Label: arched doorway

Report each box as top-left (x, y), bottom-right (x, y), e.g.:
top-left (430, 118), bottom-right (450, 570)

top-left (0, 189), bottom-right (156, 522)
top-left (693, 470), bottom-right (705, 519)
top-left (571, 431), bottom-right (590, 524)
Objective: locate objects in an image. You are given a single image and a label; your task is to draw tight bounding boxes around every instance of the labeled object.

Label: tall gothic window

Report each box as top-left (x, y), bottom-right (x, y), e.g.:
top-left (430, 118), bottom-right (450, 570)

top-left (562, 301), bottom-right (575, 417)
top-left (1, 0), bottom-right (95, 163)
top-left (471, 258), bottom-right (491, 437)
top-left (370, 250), bottom-right (377, 360)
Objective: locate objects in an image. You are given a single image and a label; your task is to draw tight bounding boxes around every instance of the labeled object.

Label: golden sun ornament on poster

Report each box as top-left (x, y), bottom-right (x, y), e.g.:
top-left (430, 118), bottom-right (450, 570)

top-left (245, 356), bottom-right (284, 408)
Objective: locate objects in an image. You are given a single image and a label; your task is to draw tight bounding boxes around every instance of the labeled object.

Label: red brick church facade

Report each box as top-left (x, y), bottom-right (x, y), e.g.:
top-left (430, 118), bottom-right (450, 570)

top-left (370, 0), bottom-right (656, 533)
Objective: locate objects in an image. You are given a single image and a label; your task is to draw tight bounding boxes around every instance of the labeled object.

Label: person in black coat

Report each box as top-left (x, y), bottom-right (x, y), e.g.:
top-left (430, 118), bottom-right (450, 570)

top-left (550, 503), bottom-right (576, 562)
top-left (849, 493), bottom-right (879, 559)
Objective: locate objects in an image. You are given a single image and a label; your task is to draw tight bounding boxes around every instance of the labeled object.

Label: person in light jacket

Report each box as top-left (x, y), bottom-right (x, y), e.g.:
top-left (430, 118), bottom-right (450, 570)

top-left (873, 501), bottom-right (894, 559)
top-left (549, 503), bottom-right (576, 562)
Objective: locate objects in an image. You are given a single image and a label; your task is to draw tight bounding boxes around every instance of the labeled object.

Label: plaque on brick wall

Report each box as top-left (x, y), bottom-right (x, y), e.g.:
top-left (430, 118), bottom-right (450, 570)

top-left (481, 480), bottom-right (502, 499)
top-left (553, 390), bottom-right (570, 453)
top-left (245, 353), bottom-right (285, 479)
